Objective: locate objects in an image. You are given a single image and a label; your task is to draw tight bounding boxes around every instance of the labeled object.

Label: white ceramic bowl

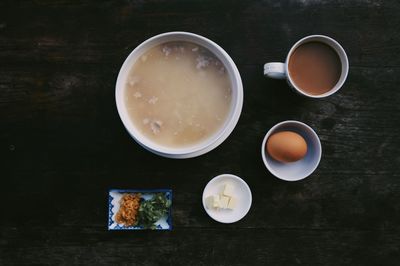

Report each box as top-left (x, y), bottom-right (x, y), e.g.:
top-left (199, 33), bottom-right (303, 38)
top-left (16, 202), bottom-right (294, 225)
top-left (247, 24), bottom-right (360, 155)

top-left (115, 32), bottom-right (243, 159)
top-left (202, 174), bottom-right (252, 223)
top-left (261, 121), bottom-right (322, 181)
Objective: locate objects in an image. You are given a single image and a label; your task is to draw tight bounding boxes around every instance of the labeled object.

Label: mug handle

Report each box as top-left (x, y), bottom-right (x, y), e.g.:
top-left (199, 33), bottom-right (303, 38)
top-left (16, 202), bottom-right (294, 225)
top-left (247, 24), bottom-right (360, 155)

top-left (263, 62), bottom-right (286, 79)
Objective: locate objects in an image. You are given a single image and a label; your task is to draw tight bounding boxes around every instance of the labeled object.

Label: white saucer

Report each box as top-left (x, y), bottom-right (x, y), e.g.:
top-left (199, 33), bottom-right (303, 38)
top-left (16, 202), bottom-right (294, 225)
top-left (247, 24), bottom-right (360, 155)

top-left (202, 174), bottom-right (252, 223)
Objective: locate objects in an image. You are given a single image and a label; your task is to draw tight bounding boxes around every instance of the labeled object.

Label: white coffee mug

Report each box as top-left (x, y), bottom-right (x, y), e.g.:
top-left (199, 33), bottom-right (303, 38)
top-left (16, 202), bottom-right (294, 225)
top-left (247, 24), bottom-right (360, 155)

top-left (264, 35), bottom-right (349, 98)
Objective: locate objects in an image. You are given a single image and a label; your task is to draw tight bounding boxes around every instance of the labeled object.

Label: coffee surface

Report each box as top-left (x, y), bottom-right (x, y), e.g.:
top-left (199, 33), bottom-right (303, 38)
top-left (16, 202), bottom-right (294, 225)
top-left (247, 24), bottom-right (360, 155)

top-left (288, 42), bottom-right (342, 95)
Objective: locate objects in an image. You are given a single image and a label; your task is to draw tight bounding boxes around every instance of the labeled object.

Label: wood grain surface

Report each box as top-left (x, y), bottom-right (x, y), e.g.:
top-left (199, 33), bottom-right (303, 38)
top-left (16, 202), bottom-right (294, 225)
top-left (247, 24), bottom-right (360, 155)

top-left (1, 0), bottom-right (399, 265)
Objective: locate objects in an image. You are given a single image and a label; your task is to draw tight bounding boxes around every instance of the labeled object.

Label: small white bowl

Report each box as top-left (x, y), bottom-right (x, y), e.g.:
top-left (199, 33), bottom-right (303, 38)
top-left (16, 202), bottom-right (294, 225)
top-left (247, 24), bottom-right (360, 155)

top-left (115, 32), bottom-right (243, 159)
top-left (202, 174), bottom-right (252, 223)
top-left (261, 120), bottom-right (322, 181)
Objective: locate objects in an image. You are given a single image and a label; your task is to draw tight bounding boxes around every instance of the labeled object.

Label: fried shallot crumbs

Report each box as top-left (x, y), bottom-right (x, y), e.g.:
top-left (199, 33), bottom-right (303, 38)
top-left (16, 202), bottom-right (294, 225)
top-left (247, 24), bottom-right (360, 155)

top-left (115, 193), bottom-right (141, 226)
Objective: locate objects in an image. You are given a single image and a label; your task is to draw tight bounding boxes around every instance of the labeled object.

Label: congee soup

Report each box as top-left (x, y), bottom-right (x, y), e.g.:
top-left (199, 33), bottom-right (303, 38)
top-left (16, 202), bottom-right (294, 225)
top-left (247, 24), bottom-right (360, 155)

top-left (124, 41), bottom-right (232, 148)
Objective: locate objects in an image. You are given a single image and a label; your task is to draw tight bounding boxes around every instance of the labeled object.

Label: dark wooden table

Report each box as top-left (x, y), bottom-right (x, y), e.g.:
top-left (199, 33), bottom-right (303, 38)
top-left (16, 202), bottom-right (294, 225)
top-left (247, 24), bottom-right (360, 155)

top-left (1, 1), bottom-right (400, 265)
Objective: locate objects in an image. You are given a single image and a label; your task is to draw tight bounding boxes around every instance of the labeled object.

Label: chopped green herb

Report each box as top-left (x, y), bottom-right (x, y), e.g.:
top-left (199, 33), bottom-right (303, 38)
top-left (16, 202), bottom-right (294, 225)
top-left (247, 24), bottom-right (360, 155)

top-left (138, 193), bottom-right (171, 229)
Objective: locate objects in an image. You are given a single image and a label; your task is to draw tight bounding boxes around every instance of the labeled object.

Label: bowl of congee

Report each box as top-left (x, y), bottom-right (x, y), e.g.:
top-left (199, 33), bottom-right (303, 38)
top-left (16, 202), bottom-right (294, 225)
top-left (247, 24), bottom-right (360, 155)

top-left (116, 32), bottom-right (243, 158)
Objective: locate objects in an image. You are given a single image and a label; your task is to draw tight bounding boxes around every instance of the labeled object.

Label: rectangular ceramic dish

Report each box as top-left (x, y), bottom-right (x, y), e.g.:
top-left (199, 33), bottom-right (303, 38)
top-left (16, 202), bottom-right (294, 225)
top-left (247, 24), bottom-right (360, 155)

top-left (108, 189), bottom-right (172, 230)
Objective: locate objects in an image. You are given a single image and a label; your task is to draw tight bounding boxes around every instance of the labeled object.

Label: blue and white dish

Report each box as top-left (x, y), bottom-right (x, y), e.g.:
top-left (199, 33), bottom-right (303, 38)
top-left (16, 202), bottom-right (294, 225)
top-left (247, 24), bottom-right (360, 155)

top-left (108, 189), bottom-right (172, 230)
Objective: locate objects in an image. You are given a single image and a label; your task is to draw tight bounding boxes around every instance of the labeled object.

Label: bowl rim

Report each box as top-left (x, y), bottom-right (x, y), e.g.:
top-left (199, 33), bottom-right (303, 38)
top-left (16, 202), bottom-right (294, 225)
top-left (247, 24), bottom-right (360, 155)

top-left (115, 31), bottom-right (243, 158)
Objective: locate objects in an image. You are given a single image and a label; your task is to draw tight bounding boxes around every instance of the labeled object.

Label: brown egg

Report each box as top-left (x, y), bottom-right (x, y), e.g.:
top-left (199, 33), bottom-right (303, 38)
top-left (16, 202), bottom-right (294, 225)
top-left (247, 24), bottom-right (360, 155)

top-left (266, 131), bottom-right (308, 163)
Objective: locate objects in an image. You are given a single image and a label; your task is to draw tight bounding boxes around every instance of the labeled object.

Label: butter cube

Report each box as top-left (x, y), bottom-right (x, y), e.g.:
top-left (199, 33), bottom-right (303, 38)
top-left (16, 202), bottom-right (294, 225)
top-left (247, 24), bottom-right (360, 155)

top-left (205, 196), bottom-right (213, 209)
top-left (219, 195), bottom-right (230, 209)
top-left (205, 195), bottom-right (220, 209)
top-left (222, 183), bottom-right (234, 197)
top-left (227, 197), bottom-right (237, 210)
